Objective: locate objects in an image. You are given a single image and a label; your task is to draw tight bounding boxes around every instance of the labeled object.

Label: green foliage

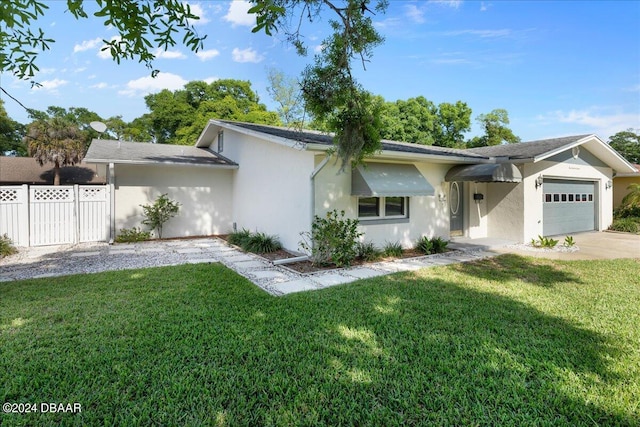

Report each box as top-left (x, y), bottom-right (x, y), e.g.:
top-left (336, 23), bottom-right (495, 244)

top-left (0, 234), bottom-right (18, 258)
top-left (251, 0), bottom-right (389, 169)
top-left (1, 0), bottom-right (205, 80)
top-left (356, 241), bottom-right (382, 262)
top-left (614, 204), bottom-right (640, 219)
top-left (531, 235), bottom-right (559, 248)
top-left (243, 232), bottom-right (283, 254)
top-left (467, 108), bottom-right (520, 148)
top-left (563, 236), bottom-right (576, 247)
top-left (26, 117), bottom-right (86, 185)
top-left (609, 218), bottom-right (640, 234)
top-left (608, 129), bottom-right (640, 164)
top-left (415, 236), bottom-right (449, 255)
top-left (383, 241), bottom-right (403, 257)
top-left (0, 100), bottom-right (27, 155)
top-left (140, 194), bottom-right (181, 239)
top-left (620, 183), bottom-right (640, 209)
top-left (300, 210), bottom-right (362, 267)
top-left (266, 68), bottom-right (305, 127)
top-left (115, 227), bottom-right (152, 243)
top-left (227, 228), bottom-right (252, 248)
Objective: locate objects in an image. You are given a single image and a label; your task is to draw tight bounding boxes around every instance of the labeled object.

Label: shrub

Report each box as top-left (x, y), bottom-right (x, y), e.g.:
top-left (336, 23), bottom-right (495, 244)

top-left (563, 236), bottom-right (576, 247)
top-left (609, 218), bottom-right (640, 233)
top-left (415, 236), bottom-right (434, 255)
top-left (383, 241), bottom-right (403, 258)
top-left (300, 210), bottom-right (362, 267)
top-left (243, 232), bottom-right (282, 254)
top-left (227, 228), bottom-right (252, 247)
top-left (431, 237), bottom-right (449, 253)
top-left (531, 235), bottom-right (559, 248)
top-left (613, 205), bottom-right (640, 219)
top-left (115, 227), bottom-right (152, 243)
top-left (0, 234), bottom-right (18, 258)
top-left (356, 241), bottom-right (382, 262)
top-left (141, 193), bottom-right (181, 239)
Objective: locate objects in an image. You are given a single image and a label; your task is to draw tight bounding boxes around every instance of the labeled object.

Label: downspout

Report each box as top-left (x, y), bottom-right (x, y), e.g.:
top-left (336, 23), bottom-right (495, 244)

top-left (108, 162), bottom-right (115, 244)
top-left (310, 154), bottom-right (331, 232)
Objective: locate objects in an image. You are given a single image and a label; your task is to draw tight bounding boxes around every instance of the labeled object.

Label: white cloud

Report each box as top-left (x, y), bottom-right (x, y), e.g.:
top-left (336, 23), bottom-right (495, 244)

top-left (625, 84), bottom-right (640, 92)
top-left (90, 82), bottom-right (109, 89)
top-left (186, 3), bottom-right (210, 25)
top-left (118, 72), bottom-right (188, 97)
top-left (480, 2), bottom-right (492, 12)
top-left (405, 4), bottom-right (425, 24)
top-left (203, 76), bottom-right (219, 84)
top-left (313, 44), bottom-right (325, 54)
top-left (74, 37), bottom-right (103, 53)
top-left (196, 49), bottom-right (221, 61)
top-left (224, 0), bottom-right (255, 27)
top-left (32, 78), bottom-right (68, 92)
top-left (429, 0), bottom-right (462, 8)
top-left (232, 47), bottom-right (263, 63)
top-left (539, 108), bottom-right (640, 140)
top-left (154, 49), bottom-right (186, 59)
top-left (441, 29), bottom-right (512, 38)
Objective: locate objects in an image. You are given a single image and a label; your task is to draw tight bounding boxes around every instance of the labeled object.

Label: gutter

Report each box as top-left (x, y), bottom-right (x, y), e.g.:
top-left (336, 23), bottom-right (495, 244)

top-left (309, 154), bottom-right (332, 234)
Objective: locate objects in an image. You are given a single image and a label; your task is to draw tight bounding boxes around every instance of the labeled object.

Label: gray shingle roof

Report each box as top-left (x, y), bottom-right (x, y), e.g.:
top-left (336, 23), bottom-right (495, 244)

top-left (466, 135), bottom-right (592, 159)
top-left (85, 139), bottom-right (237, 167)
top-left (0, 157), bottom-right (106, 185)
top-left (220, 121), bottom-right (489, 160)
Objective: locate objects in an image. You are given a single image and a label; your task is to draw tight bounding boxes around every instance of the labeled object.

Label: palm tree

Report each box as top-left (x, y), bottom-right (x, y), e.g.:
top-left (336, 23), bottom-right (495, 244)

top-left (621, 183), bottom-right (640, 208)
top-left (25, 118), bottom-right (86, 185)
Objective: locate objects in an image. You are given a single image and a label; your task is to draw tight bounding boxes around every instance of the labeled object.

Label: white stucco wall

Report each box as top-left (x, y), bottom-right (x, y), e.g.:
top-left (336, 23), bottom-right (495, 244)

top-left (114, 164), bottom-right (234, 238)
top-left (523, 160), bottom-right (613, 241)
top-left (485, 181), bottom-right (524, 241)
top-left (314, 158), bottom-right (450, 249)
top-left (223, 131), bottom-right (315, 251)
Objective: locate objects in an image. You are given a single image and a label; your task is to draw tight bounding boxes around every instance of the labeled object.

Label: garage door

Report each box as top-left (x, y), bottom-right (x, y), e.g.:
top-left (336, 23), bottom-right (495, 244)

top-left (543, 179), bottom-right (596, 236)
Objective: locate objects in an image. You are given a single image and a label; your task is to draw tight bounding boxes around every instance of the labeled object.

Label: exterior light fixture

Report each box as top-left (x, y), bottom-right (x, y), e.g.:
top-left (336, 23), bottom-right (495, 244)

top-left (535, 175), bottom-right (544, 189)
top-left (605, 180), bottom-right (613, 189)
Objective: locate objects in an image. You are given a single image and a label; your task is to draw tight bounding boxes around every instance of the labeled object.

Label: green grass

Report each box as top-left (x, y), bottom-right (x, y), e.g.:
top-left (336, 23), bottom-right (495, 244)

top-left (1, 255), bottom-right (639, 426)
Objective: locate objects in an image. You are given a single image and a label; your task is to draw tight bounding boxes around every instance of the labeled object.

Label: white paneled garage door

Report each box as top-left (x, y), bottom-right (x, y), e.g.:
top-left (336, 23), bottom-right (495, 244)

top-left (543, 179), bottom-right (596, 236)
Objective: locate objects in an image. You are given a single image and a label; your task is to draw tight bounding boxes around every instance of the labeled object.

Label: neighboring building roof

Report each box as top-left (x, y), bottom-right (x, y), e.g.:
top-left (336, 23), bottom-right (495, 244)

top-left (198, 120), bottom-right (490, 162)
top-left (0, 156), bottom-right (106, 185)
top-left (466, 135), bottom-right (592, 159)
top-left (84, 139), bottom-right (238, 168)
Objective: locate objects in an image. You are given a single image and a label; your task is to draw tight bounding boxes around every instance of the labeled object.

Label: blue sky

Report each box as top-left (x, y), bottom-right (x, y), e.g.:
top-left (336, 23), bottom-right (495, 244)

top-left (1, 0), bottom-right (639, 142)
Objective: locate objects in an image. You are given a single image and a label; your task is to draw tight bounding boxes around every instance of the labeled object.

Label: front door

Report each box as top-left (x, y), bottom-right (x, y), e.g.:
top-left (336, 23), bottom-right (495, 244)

top-left (449, 181), bottom-right (464, 236)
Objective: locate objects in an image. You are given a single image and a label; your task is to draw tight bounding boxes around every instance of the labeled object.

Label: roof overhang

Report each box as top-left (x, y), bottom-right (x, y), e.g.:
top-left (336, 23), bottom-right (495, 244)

top-left (534, 134), bottom-right (637, 174)
top-left (196, 120), bottom-right (310, 150)
top-left (352, 163), bottom-right (435, 197)
top-left (445, 163), bottom-right (523, 183)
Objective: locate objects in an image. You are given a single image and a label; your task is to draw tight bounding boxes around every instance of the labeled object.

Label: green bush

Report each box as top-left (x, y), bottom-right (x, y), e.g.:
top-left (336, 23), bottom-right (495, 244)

top-left (300, 210), bottom-right (362, 267)
top-left (243, 232), bottom-right (282, 254)
top-left (415, 236), bottom-right (434, 255)
top-left (613, 205), bottom-right (640, 219)
top-left (531, 235), bottom-right (559, 248)
top-left (356, 241), bottom-right (382, 262)
top-left (140, 193), bottom-right (181, 239)
top-left (0, 234), bottom-right (18, 258)
top-left (609, 218), bottom-right (640, 233)
top-left (563, 236), bottom-right (576, 247)
top-left (383, 241), bottom-right (403, 258)
top-left (227, 228), bottom-right (252, 247)
top-left (115, 227), bottom-right (152, 243)
top-left (431, 236), bottom-right (449, 253)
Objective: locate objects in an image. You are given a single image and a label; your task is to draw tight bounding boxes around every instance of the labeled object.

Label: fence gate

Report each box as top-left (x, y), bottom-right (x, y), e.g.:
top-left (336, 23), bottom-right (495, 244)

top-left (0, 185), bottom-right (109, 247)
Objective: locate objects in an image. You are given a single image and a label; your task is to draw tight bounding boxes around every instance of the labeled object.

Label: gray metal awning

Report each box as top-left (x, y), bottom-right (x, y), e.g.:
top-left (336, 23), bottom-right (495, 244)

top-left (445, 163), bottom-right (522, 183)
top-left (352, 163), bottom-right (435, 197)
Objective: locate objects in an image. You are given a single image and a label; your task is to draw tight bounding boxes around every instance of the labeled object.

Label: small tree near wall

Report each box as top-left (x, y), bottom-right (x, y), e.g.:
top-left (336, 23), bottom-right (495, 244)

top-left (141, 194), bottom-right (180, 239)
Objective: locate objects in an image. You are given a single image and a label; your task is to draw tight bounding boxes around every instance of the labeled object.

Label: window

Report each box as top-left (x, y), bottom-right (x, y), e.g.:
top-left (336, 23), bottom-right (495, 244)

top-left (588, 194), bottom-right (593, 202)
top-left (561, 194), bottom-right (567, 202)
top-left (568, 194), bottom-right (574, 202)
top-left (217, 130), bottom-right (224, 152)
top-left (358, 197), bottom-right (408, 220)
top-left (545, 194), bottom-right (552, 202)
top-left (553, 194), bottom-right (560, 202)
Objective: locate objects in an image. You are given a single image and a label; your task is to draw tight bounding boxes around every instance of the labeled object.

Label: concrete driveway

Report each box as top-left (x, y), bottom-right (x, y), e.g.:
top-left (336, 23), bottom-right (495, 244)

top-left (495, 231), bottom-right (640, 260)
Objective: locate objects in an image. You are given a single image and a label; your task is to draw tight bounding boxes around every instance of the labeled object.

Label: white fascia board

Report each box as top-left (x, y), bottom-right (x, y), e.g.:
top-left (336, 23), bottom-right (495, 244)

top-left (84, 158), bottom-right (238, 169)
top-left (195, 121), bottom-right (221, 148)
top-left (305, 143), bottom-right (491, 164)
top-left (206, 120), bottom-right (309, 150)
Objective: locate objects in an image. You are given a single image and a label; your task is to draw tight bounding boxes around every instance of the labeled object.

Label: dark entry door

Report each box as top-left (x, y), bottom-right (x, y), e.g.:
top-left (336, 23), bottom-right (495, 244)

top-left (449, 181), bottom-right (464, 236)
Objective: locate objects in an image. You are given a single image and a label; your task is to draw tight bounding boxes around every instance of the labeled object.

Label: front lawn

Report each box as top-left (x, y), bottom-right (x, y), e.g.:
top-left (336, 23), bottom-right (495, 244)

top-left (1, 255), bottom-right (638, 426)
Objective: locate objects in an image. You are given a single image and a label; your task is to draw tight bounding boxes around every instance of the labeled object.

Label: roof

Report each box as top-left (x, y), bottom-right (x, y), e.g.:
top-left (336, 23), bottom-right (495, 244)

top-left (84, 139), bottom-right (238, 167)
top-left (198, 120), bottom-right (489, 162)
top-left (0, 156), bottom-right (106, 185)
top-left (467, 135), bottom-right (593, 159)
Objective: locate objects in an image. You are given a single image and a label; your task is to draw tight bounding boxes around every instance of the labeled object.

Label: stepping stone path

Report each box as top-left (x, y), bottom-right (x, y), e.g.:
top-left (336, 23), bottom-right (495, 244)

top-left (0, 237), bottom-right (499, 295)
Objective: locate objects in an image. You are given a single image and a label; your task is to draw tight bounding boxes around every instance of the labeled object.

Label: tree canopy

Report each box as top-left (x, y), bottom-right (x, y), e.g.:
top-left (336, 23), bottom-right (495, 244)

top-left (1, 0), bottom-right (205, 80)
top-left (467, 109), bottom-right (520, 148)
top-left (0, 100), bottom-right (26, 155)
top-left (608, 129), bottom-right (640, 164)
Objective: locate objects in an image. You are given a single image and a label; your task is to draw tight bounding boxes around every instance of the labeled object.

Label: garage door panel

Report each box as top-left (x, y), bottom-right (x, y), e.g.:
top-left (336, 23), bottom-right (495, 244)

top-left (543, 179), bottom-right (595, 236)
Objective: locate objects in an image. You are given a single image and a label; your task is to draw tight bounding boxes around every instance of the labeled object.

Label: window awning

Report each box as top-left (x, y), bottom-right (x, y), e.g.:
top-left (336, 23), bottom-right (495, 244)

top-left (445, 163), bottom-right (522, 183)
top-left (352, 163), bottom-right (435, 197)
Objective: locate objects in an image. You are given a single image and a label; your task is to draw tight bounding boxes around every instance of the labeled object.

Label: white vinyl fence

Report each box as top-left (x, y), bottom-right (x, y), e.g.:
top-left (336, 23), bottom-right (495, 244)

top-left (0, 185), bottom-right (110, 247)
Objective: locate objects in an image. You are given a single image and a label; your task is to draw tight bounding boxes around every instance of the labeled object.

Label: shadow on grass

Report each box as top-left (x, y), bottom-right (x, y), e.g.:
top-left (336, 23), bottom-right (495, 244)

top-left (0, 260), bottom-right (636, 426)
